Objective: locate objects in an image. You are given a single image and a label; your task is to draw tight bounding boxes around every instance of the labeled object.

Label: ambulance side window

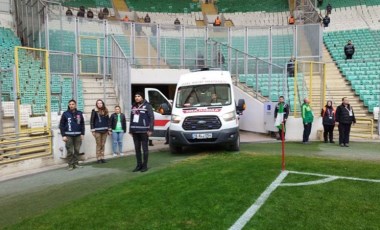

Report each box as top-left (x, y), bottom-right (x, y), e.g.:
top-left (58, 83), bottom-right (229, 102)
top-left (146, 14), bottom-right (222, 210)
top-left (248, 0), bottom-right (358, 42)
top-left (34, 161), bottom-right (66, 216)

top-left (148, 91), bottom-right (168, 112)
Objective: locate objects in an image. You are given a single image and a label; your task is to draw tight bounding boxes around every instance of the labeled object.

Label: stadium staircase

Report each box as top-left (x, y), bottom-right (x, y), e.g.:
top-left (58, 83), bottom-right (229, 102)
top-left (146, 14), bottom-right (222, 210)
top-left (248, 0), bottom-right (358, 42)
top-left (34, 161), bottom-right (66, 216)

top-left (201, 2), bottom-right (217, 15)
top-left (81, 76), bottom-right (118, 117)
top-left (316, 45), bottom-right (377, 139)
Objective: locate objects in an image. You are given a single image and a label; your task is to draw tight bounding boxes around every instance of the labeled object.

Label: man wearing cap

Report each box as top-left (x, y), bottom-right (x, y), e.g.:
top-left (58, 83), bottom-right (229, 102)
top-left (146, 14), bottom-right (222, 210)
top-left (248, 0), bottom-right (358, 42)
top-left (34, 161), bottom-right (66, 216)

top-left (129, 92), bottom-right (154, 172)
top-left (344, 40), bottom-right (355, 60)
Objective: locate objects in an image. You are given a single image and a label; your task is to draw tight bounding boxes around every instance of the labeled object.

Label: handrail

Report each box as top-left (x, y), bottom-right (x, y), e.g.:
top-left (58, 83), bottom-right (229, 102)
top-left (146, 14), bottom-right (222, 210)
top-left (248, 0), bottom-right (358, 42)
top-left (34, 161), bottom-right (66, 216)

top-left (355, 117), bottom-right (374, 139)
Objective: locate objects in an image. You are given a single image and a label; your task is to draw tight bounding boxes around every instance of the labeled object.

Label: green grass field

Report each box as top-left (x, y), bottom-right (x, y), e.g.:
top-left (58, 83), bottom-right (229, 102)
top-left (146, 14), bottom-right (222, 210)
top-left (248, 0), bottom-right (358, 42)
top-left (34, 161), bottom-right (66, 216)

top-left (2, 142), bottom-right (380, 229)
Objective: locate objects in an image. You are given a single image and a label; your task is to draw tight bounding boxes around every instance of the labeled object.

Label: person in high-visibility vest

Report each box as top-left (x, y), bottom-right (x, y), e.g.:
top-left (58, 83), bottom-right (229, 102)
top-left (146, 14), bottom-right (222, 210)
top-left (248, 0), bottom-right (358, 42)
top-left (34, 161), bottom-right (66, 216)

top-left (214, 16), bottom-right (221, 26)
top-left (288, 15), bottom-right (295, 24)
top-left (122, 15), bottom-right (129, 22)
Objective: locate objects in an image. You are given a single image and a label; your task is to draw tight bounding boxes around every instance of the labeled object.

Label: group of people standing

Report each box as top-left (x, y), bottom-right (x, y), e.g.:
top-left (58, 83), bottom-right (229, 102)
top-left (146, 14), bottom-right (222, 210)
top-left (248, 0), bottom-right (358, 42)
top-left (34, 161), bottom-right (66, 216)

top-left (59, 92), bottom-right (154, 172)
top-left (274, 96), bottom-right (356, 147)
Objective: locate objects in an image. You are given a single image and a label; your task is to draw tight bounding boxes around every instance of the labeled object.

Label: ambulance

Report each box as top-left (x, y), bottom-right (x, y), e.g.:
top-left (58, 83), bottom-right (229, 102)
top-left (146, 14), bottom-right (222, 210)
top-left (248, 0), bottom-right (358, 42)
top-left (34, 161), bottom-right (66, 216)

top-left (145, 69), bottom-right (245, 153)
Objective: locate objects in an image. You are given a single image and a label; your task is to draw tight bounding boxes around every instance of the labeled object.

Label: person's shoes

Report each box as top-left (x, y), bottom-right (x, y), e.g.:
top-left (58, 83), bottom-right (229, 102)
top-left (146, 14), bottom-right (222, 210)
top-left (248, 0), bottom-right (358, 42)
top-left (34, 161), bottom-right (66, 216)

top-left (303, 141), bottom-right (309, 144)
top-left (113, 153), bottom-right (118, 157)
top-left (324, 140), bottom-right (328, 143)
top-left (101, 159), bottom-right (107, 163)
top-left (340, 144), bottom-right (344, 147)
top-left (97, 160), bottom-right (102, 164)
top-left (164, 142), bottom-right (169, 145)
top-left (120, 153), bottom-right (124, 156)
top-left (149, 142), bottom-right (154, 146)
top-left (330, 141), bottom-right (335, 144)
top-left (67, 165), bottom-right (75, 171)
top-left (140, 166), bottom-right (148, 172)
top-left (74, 164), bottom-right (83, 169)
top-left (344, 144), bottom-right (349, 147)
top-left (132, 165), bottom-right (142, 172)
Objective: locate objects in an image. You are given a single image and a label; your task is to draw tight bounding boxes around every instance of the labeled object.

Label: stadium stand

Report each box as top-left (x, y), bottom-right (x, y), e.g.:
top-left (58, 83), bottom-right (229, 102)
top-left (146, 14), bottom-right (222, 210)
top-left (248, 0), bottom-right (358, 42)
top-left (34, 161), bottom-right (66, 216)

top-left (324, 29), bottom-right (380, 112)
top-left (0, 27), bottom-right (85, 115)
top-left (216, 0), bottom-right (289, 13)
top-left (60, 0), bottom-right (112, 8)
top-left (223, 12), bottom-right (288, 26)
top-left (318, 0), bottom-right (380, 10)
top-left (125, 0), bottom-right (201, 13)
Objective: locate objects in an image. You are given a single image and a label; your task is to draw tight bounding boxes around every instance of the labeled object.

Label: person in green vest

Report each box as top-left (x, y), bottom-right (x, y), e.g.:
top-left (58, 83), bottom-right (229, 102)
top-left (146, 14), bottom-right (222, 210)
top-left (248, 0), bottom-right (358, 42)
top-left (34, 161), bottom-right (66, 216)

top-left (301, 98), bottom-right (314, 144)
top-left (109, 105), bottom-right (127, 157)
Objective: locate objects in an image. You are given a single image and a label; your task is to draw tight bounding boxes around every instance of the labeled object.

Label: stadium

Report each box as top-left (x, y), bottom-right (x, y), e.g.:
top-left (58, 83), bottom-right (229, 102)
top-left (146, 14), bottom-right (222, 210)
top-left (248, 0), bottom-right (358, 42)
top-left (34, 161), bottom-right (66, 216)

top-left (0, 0), bottom-right (380, 229)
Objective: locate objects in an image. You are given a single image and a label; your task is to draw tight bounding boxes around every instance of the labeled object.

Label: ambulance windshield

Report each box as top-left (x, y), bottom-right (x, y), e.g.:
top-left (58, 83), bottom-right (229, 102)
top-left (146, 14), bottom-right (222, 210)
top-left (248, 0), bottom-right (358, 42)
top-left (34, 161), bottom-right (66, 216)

top-left (175, 84), bottom-right (232, 108)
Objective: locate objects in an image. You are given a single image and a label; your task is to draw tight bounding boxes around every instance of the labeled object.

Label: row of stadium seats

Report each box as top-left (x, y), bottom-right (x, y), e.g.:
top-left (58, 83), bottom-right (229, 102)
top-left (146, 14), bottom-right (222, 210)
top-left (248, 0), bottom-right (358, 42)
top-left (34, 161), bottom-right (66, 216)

top-left (324, 29), bottom-right (380, 113)
top-left (238, 73), bottom-right (306, 111)
top-left (61, 0), bottom-right (112, 8)
top-left (216, 0), bottom-right (288, 13)
top-left (318, 0), bottom-right (380, 9)
top-left (0, 27), bottom-right (85, 115)
top-left (125, 0), bottom-right (200, 13)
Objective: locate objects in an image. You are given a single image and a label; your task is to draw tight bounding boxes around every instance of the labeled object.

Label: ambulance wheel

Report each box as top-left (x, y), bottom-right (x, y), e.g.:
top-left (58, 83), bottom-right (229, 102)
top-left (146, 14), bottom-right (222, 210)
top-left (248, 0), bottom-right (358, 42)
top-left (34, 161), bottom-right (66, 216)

top-left (229, 134), bottom-right (240, 151)
top-left (169, 142), bottom-right (182, 154)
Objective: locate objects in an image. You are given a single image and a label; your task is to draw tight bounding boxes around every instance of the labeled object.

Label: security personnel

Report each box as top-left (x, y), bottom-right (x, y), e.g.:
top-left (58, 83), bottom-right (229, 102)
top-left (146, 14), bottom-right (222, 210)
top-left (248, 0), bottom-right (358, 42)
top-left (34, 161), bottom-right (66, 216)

top-left (129, 92), bottom-right (154, 172)
top-left (214, 16), bottom-right (221, 26)
top-left (288, 15), bottom-right (295, 24)
top-left (59, 99), bottom-right (85, 170)
top-left (335, 97), bottom-right (356, 147)
top-left (322, 15), bottom-right (330, 27)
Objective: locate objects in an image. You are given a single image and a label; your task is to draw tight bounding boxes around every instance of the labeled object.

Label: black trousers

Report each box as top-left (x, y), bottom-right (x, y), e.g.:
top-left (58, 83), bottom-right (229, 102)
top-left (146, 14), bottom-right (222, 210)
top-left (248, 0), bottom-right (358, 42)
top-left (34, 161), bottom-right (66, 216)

top-left (303, 123), bottom-right (312, 142)
top-left (323, 124), bottom-right (335, 142)
top-left (132, 133), bottom-right (149, 166)
top-left (338, 123), bottom-right (352, 145)
top-left (346, 54), bottom-right (353, 59)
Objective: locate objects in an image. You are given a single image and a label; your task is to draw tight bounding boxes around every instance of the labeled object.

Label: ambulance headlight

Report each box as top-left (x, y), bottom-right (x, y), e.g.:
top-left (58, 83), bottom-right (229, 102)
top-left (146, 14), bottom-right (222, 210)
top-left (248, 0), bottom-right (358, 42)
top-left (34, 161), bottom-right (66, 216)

top-left (171, 114), bottom-right (182, 124)
top-left (222, 111), bottom-right (236, 122)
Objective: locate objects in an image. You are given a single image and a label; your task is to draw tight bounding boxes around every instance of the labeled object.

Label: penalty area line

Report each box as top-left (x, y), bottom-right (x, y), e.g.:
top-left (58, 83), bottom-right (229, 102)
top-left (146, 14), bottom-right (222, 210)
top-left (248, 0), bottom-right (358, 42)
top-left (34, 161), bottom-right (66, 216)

top-left (229, 170), bottom-right (289, 230)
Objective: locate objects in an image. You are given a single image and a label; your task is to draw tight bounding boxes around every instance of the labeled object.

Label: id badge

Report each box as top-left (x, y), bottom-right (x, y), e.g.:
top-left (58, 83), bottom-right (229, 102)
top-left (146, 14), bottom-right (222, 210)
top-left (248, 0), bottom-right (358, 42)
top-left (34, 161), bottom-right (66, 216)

top-left (133, 114), bottom-right (140, 123)
top-left (329, 116), bottom-right (333, 120)
top-left (349, 110), bottom-right (353, 116)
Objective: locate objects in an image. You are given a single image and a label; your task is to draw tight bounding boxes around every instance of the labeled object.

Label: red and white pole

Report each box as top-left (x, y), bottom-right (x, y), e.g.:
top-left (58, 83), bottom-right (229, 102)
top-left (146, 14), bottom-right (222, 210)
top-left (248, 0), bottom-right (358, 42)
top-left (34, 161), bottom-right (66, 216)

top-left (281, 122), bottom-right (286, 171)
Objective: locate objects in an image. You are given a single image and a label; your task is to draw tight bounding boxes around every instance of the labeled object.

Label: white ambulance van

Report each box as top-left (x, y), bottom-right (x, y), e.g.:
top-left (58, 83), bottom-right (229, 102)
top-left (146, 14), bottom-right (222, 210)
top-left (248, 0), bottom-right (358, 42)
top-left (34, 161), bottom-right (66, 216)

top-left (147, 69), bottom-right (245, 153)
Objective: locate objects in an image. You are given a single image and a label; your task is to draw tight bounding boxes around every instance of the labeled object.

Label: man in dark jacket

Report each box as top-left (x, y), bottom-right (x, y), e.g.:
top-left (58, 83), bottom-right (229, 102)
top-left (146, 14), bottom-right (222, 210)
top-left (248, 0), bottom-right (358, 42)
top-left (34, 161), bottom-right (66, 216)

top-left (66, 8), bottom-right (73, 16)
top-left (77, 6), bottom-right (85, 17)
top-left (335, 97), bottom-right (356, 147)
top-left (326, 3), bottom-right (332, 15)
top-left (274, 96), bottom-right (290, 140)
top-left (129, 92), bottom-right (154, 172)
top-left (87, 9), bottom-right (94, 19)
top-left (287, 57), bottom-right (295, 77)
top-left (344, 40), bottom-right (355, 60)
top-left (322, 15), bottom-right (330, 27)
top-left (59, 99), bottom-right (85, 170)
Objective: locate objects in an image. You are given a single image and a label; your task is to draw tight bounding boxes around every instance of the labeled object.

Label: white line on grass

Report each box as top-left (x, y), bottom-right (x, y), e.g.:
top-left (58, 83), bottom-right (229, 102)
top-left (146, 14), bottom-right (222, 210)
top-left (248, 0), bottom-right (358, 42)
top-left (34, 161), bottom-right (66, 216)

top-left (280, 176), bottom-right (338, 187)
top-left (288, 170), bottom-right (380, 183)
top-left (229, 170), bottom-right (289, 230)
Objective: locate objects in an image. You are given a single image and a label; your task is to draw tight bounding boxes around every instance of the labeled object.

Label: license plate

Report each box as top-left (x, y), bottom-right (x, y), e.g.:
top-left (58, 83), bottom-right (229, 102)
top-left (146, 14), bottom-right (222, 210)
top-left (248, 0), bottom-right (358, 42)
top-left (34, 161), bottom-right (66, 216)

top-left (192, 133), bottom-right (213, 139)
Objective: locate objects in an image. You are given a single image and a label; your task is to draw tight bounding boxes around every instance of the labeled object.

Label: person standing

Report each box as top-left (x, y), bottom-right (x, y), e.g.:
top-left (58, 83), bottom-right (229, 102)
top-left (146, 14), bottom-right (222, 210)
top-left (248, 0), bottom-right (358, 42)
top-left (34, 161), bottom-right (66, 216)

top-left (274, 96), bottom-right (290, 140)
top-left (322, 15), bottom-right (330, 27)
top-left (321, 100), bottom-right (336, 143)
top-left (301, 98), bottom-right (314, 144)
top-left (109, 105), bottom-right (127, 157)
top-left (129, 92), bottom-right (154, 172)
top-left (90, 99), bottom-right (110, 163)
top-left (335, 97), bottom-right (356, 147)
top-left (59, 99), bottom-right (85, 171)
top-left (344, 40), bottom-right (355, 60)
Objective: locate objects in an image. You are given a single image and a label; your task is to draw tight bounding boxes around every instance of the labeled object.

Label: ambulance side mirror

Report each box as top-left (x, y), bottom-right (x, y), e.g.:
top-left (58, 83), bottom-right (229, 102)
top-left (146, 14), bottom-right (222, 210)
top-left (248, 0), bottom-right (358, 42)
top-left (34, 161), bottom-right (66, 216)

top-left (236, 99), bottom-right (246, 115)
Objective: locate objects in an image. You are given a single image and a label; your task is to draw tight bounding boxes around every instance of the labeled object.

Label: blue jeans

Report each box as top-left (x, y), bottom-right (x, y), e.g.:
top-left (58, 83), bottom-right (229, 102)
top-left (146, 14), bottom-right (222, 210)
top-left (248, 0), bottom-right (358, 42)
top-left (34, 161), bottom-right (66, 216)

top-left (112, 132), bottom-right (124, 154)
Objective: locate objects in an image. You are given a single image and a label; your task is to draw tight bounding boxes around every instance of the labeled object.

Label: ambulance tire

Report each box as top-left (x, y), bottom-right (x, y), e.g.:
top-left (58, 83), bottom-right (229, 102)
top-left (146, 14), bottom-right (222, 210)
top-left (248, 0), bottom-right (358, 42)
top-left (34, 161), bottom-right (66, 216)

top-left (228, 133), bottom-right (240, 151)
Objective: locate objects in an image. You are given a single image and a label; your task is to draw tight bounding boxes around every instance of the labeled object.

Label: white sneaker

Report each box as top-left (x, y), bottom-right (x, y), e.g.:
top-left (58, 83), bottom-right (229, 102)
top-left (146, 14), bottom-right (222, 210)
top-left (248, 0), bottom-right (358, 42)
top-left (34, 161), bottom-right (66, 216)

top-left (113, 153), bottom-right (117, 157)
top-left (120, 153), bottom-right (124, 156)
